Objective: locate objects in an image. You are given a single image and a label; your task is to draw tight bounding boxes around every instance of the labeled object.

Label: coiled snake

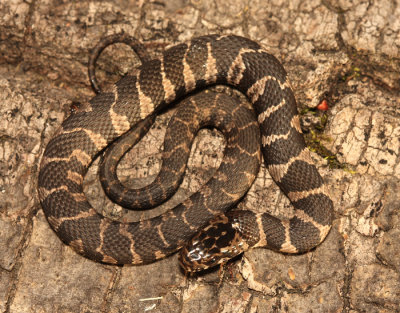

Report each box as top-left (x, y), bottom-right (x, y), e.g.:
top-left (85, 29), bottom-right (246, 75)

top-left (38, 34), bottom-right (333, 272)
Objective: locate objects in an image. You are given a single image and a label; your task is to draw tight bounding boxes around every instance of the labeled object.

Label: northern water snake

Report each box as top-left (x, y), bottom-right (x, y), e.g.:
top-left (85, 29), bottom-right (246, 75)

top-left (38, 34), bottom-right (333, 271)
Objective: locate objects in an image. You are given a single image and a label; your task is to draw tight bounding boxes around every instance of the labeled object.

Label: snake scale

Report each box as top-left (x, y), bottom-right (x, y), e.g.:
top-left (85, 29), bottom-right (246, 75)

top-left (38, 34), bottom-right (333, 271)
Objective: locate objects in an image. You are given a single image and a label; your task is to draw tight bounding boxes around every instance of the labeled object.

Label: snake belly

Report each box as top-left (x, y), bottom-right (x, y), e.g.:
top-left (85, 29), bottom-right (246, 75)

top-left (38, 34), bottom-right (333, 265)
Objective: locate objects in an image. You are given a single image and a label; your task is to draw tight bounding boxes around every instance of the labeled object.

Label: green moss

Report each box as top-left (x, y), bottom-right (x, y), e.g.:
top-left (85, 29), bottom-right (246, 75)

top-left (301, 112), bottom-right (356, 173)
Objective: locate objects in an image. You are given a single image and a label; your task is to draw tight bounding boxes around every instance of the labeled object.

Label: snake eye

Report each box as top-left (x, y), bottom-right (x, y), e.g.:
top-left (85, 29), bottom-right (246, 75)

top-left (187, 247), bottom-right (203, 261)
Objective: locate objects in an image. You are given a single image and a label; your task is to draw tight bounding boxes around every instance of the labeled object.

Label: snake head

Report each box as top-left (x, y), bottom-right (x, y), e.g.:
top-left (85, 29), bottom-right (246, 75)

top-left (178, 213), bottom-right (249, 272)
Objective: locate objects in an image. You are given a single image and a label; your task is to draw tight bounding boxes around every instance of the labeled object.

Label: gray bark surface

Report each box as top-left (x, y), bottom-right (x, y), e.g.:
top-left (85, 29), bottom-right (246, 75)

top-left (1, 0), bottom-right (399, 312)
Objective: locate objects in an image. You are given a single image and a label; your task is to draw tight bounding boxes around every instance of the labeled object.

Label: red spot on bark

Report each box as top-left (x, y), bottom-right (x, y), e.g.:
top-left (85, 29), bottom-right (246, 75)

top-left (317, 99), bottom-right (329, 111)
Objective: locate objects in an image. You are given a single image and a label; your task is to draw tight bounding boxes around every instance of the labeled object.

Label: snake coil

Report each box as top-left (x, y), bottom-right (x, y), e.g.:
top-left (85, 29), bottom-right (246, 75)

top-left (38, 34), bottom-right (333, 271)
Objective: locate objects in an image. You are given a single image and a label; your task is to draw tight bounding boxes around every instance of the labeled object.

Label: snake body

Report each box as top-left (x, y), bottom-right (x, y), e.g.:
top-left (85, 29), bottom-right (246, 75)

top-left (99, 91), bottom-right (259, 212)
top-left (38, 34), bottom-right (333, 269)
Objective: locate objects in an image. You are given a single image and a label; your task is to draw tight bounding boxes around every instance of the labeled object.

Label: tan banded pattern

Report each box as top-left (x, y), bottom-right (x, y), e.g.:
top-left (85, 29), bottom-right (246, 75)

top-left (160, 59), bottom-right (176, 102)
top-left (136, 78), bottom-right (154, 119)
top-left (183, 51), bottom-right (196, 91)
top-left (267, 149), bottom-right (314, 183)
top-left (40, 148), bottom-right (91, 169)
top-left (261, 130), bottom-right (290, 146)
top-left (288, 186), bottom-right (327, 202)
top-left (96, 219), bottom-right (111, 260)
top-left (38, 34), bottom-right (333, 270)
top-left (227, 48), bottom-right (256, 85)
top-left (247, 75), bottom-right (290, 103)
top-left (67, 170), bottom-right (83, 185)
top-left (204, 42), bottom-right (218, 83)
top-left (261, 115), bottom-right (303, 146)
top-left (70, 192), bottom-right (87, 202)
top-left (110, 85), bottom-right (131, 135)
top-left (294, 209), bottom-right (331, 242)
top-left (63, 127), bottom-right (108, 150)
top-left (47, 208), bottom-right (97, 231)
top-left (257, 98), bottom-right (286, 124)
top-left (38, 185), bottom-right (69, 201)
top-left (70, 239), bottom-right (85, 254)
top-left (156, 224), bottom-right (170, 248)
top-left (253, 214), bottom-right (268, 248)
top-left (119, 224), bottom-right (143, 263)
top-left (280, 221), bottom-right (298, 253)
top-left (291, 115), bottom-right (302, 133)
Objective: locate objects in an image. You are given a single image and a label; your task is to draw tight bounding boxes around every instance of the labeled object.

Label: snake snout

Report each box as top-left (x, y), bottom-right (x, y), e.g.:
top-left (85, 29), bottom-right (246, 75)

top-left (178, 214), bottom-right (246, 272)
